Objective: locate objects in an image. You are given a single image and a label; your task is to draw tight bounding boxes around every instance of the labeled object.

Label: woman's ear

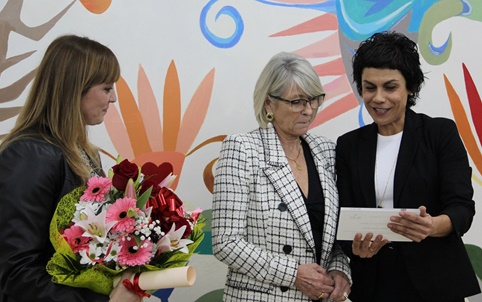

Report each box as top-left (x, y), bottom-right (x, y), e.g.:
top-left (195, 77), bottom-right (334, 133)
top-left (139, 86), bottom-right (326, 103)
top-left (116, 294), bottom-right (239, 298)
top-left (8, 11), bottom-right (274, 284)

top-left (264, 96), bottom-right (271, 105)
top-left (264, 97), bottom-right (271, 111)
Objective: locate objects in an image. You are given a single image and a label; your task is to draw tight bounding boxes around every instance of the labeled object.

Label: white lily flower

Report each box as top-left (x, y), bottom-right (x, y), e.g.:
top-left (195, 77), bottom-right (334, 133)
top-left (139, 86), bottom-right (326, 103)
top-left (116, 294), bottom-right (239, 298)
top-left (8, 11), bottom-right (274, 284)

top-left (158, 173), bottom-right (176, 188)
top-left (156, 223), bottom-right (193, 254)
top-left (74, 203), bottom-right (116, 243)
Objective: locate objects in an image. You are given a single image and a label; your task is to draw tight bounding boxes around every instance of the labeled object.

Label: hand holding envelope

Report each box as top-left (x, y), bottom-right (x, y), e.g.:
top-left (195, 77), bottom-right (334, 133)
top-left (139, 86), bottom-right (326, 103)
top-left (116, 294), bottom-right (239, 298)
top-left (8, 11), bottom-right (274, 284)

top-left (337, 207), bottom-right (421, 242)
top-left (387, 205), bottom-right (447, 242)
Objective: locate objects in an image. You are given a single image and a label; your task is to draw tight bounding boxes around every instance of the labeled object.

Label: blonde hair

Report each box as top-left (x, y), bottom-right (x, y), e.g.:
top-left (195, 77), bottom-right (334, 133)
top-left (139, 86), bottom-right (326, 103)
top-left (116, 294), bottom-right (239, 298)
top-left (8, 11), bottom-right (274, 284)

top-left (253, 52), bottom-right (325, 128)
top-left (0, 35), bottom-right (120, 183)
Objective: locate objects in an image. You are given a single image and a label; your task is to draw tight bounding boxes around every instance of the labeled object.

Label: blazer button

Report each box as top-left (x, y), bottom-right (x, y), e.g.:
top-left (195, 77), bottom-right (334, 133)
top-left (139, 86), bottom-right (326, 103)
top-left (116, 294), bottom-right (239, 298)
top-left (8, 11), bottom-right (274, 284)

top-left (278, 202), bottom-right (288, 212)
top-left (280, 286), bottom-right (289, 292)
top-left (283, 245), bottom-right (292, 254)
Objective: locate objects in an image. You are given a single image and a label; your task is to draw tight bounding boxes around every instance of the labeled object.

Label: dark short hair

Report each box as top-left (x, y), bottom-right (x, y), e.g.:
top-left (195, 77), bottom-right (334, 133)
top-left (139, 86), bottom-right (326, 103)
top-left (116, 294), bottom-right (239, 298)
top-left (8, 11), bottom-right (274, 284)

top-left (352, 31), bottom-right (425, 108)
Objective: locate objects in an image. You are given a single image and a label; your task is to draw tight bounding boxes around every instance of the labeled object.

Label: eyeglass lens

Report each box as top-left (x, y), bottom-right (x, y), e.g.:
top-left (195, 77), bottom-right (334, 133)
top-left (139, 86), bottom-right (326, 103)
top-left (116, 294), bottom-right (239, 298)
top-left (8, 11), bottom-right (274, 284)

top-left (291, 98), bottom-right (320, 111)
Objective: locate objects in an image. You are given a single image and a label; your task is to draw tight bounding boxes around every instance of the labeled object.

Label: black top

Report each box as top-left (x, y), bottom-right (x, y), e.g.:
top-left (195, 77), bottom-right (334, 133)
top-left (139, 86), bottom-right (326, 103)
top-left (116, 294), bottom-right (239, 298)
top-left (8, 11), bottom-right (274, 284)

top-left (300, 139), bottom-right (324, 264)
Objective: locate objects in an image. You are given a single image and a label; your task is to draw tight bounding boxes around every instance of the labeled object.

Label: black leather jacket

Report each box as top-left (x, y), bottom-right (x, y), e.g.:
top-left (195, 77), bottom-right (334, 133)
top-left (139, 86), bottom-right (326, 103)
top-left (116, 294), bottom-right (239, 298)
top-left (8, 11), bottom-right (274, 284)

top-left (0, 138), bottom-right (108, 302)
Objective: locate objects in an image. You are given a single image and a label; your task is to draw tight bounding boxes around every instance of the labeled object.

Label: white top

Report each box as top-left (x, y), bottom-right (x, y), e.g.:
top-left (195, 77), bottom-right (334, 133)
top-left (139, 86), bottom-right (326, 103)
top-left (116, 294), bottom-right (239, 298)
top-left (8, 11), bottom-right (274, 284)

top-left (375, 131), bottom-right (403, 208)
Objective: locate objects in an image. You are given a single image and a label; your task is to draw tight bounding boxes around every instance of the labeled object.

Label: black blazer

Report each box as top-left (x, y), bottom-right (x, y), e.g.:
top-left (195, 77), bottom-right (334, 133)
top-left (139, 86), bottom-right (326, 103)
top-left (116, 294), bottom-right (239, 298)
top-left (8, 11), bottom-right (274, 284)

top-left (0, 137), bottom-right (108, 302)
top-left (336, 109), bottom-right (480, 301)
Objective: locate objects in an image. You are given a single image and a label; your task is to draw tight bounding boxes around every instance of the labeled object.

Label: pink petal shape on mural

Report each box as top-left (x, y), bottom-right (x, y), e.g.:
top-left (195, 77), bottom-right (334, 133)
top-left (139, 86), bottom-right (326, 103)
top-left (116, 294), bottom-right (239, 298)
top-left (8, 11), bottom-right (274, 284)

top-left (310, 94), bottom-right (359, 128)
top-left (462, 63), bottom-right (482, 143)
top-left (294, 32), bottom-right (341, 58)
top-left (116, 76), bottom-right (151, 157)
top-left (313, 58), bottom-right (346, 77)
top-left (272, 0), bottom-right (328, 3)
top-left (323, 76), bottom-right (353, 99)
top-left (177, 68), bottom-right (216, 154)
top-left (270, 13), bottom-right (338, 37)
top-left (138, 65), bottom-right (163, 151)
top-left (163, 61), bottom-right (181, 152)
top-left (104, 88), bottom-right (134, 159)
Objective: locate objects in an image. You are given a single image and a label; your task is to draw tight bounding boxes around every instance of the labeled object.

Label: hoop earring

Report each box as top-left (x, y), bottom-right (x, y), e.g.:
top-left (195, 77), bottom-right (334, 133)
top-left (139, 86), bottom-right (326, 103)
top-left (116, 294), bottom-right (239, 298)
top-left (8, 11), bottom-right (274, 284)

top-left (266, 112), bottom-right (274, 128)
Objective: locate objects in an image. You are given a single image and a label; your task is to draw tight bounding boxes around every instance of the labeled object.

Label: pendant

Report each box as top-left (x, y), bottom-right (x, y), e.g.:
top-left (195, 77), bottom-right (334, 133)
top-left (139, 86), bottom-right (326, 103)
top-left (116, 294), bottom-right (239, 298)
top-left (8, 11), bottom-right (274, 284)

top-left (296, 163), bottom-right (302, 171)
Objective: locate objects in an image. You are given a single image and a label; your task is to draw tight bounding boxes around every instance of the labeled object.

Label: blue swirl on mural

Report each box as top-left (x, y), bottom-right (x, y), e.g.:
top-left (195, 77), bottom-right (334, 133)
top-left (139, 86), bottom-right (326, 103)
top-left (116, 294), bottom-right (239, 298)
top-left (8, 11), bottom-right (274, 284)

top-left (200, 0), bottom-right (244, 48)
top-left (460, 0), bottom-right (472, 15)
top-left (337, 0), bottom-right (412, 41)
top-left (200, 0), bottom-right (338, 48)
top-left (358, 104), bottom-right (366, 127)
top-left (336, 0), bottom-right (438, 41)
top-left (428, 35), bottom-right (451, 56)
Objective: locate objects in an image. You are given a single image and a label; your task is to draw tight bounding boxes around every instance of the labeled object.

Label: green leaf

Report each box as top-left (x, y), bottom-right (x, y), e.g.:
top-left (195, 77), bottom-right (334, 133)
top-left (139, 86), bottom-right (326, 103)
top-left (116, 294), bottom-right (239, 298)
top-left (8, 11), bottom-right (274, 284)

top-left (136, 186), bottom-right (152, 209)
top-left (466, 244), bottom-right (482, 280)
top-left (134, 235), bottom-right (142, 246)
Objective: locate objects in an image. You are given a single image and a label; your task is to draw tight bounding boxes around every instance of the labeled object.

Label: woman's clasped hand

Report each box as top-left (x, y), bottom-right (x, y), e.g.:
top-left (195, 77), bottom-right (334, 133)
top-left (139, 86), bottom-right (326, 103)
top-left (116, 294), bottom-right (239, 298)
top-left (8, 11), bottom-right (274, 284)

top-left (295, 264), bottom-right (350, 301)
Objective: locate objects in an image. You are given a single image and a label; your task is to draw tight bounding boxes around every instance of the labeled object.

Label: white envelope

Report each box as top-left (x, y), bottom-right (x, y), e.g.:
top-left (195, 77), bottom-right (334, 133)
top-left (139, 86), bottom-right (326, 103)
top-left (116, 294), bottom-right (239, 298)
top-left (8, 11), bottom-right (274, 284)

top-left (337, 207), bottom-right (420, 242)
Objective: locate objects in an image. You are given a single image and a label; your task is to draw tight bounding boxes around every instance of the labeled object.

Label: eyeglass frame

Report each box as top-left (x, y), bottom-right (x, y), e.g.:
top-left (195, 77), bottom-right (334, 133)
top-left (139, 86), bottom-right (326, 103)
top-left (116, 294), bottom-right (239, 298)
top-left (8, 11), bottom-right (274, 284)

top-left (268, 93), bottom-right (326, 111)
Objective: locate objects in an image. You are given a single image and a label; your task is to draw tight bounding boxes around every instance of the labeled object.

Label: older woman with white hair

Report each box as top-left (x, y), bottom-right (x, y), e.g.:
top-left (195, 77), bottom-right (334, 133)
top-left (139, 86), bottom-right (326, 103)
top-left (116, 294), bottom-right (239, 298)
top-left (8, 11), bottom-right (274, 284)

top-left (212, 51), bottom-right (351, 302)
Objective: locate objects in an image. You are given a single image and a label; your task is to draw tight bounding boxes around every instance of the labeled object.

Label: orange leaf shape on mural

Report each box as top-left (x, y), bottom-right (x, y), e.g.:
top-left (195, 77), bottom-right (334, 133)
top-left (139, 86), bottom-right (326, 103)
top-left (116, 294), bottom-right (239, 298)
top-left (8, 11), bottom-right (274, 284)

top-left (79, 0), bottom-right (112, 14)
top-left (444, 74), bottom-right (482, 175)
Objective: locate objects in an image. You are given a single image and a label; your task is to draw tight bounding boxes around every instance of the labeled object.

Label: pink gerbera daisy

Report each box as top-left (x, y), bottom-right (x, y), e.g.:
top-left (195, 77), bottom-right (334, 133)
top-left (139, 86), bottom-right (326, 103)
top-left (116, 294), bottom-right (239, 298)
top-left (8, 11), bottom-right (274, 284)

top-left (80, 177), bottom-right (112, 202)
top-left (117, 235), bottom-right (153, 266)
top-left (106, 197), bottom-right (140, 233)
top-left (62, 225), bottom-right (91, 253)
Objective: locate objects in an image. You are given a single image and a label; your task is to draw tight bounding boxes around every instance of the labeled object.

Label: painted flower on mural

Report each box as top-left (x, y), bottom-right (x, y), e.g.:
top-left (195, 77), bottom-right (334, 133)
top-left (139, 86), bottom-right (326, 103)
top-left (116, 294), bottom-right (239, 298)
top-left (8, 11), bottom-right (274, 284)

top-left (270, 12), bottom-right (359, 129)
top-left (444, 63), bottom-right (482, 179)
top-left (444, 63), bottom-right (482, 281)
top-left (46, 158), bottom-right (204, 295)
top-left (257, 4), bottom-right (359, 128)
top-left (0, 0), bottom-right (77, 138)
top-left (103, 62), bottom-right (225, 193)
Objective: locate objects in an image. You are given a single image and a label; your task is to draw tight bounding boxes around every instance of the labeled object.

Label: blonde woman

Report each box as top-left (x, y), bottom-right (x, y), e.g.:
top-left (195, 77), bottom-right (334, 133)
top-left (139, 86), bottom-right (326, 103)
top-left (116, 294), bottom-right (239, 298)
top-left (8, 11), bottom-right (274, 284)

top-left (0, 35), bottom-right (141, 302)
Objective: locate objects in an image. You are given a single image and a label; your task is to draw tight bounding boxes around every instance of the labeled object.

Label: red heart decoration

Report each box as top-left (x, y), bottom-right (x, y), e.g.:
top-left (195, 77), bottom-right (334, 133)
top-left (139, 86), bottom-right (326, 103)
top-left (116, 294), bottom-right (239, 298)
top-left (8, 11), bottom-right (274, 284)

top-left (141, 162), bottom-right (174, 185)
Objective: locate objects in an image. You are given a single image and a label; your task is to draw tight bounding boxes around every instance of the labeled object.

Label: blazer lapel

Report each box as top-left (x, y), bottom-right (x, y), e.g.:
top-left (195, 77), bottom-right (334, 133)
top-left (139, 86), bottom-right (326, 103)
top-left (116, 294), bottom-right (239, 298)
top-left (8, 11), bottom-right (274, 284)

top-left (394, 109), bottom-right (423, 207)
top-left (259, 128), bottom-right (315, 250)
top-left (358, 124), bottom-right (379, 207)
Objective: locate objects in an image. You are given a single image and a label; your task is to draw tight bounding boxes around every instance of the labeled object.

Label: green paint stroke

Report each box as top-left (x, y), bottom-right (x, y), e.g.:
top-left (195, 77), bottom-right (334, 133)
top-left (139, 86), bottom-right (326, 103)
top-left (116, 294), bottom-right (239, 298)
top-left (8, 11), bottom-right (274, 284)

top-left (466, 244), bottom-right (482, 280)
top-left (419, 0), bottom-right (460, 65)
top-left (196, 209), bottom-right (213, 254)
top-left (419, 0), bottom-right (482, 66)
top-left (195, 289), bottom-right (224, 302)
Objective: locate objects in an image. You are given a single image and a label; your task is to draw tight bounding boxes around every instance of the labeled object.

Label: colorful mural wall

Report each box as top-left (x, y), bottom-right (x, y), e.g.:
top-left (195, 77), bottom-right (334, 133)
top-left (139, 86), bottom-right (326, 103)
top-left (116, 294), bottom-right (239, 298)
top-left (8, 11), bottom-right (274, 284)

top-left (1, 0), bottom-right (481, 301)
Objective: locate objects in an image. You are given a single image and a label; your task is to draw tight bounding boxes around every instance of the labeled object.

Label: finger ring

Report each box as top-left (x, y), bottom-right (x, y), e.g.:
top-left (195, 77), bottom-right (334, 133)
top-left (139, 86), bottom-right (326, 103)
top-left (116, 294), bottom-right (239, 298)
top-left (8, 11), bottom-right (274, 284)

top-left (318, 292), bottom-right (325, 299)
top-left (369, 247), bottom-right (375, 252)
top-left (343, 292), bottom-right (349, 299)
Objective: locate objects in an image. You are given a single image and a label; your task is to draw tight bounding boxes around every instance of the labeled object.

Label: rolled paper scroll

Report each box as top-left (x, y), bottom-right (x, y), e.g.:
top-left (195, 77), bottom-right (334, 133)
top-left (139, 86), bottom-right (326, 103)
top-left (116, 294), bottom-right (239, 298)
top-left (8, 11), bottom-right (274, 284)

top-left (113, 266), bottom-right (196, 290)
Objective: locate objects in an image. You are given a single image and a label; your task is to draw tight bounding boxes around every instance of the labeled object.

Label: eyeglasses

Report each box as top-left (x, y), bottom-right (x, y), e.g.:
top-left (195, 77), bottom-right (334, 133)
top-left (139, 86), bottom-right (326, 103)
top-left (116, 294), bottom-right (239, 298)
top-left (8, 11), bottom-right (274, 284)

top-left (268, 93), bottom-right (325, 112)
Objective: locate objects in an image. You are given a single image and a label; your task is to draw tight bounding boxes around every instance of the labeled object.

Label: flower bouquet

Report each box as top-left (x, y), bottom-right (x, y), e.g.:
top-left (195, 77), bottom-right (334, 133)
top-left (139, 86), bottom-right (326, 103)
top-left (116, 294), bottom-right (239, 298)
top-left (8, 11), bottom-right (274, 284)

top-left (46, 158), bottom-right (204, 296)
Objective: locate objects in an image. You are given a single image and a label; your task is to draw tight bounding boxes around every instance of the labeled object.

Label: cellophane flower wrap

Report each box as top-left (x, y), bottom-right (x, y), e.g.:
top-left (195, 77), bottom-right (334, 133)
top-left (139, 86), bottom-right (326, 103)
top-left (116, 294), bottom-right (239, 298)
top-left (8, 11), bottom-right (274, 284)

top-left (46, 158), bottom-right (204, 295)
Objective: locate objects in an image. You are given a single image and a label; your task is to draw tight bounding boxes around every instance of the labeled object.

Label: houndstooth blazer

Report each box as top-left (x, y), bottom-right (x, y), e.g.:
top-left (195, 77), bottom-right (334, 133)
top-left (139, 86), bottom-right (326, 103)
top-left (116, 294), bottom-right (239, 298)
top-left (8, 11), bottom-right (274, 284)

top-left (212, 127), bottom-right (351, 302)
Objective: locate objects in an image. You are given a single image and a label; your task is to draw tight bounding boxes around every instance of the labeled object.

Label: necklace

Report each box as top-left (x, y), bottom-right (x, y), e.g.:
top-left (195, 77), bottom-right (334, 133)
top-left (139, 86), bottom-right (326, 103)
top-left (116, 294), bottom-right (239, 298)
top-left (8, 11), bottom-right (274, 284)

top-left (79, 147), bottom-right (102, 177)
top-left (374, 157), bottom-right (397, 208)
top-left (286, 142), bottom-right (302, 171)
